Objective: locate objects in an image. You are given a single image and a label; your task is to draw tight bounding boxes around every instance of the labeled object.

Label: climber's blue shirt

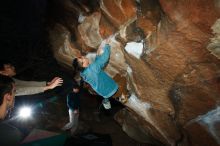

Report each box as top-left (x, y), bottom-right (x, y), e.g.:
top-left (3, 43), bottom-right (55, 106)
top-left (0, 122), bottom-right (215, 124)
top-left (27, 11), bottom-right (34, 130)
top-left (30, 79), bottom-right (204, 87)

top-left (80, 44), bottom-right (118, 98)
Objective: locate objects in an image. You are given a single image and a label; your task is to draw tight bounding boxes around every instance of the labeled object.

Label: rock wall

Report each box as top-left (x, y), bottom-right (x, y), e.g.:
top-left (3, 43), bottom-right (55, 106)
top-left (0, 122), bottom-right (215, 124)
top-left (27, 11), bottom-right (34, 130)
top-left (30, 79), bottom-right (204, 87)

top-left (48, 0), bottom-right (220, 145)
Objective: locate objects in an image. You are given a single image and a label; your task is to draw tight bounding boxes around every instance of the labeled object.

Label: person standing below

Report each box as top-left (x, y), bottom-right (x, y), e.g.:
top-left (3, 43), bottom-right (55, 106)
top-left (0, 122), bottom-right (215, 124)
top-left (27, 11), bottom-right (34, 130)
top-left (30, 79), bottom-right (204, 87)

top-left (72, 40), bottom-right (128, 110)
top-left (0, 60), bottom-right (63, 96)
top-left (0, 74), bottom-right (23, 146)
top-left (0, 74), bottom-right (15, 120)
top-left (62, 84), bottom-right (80, 135)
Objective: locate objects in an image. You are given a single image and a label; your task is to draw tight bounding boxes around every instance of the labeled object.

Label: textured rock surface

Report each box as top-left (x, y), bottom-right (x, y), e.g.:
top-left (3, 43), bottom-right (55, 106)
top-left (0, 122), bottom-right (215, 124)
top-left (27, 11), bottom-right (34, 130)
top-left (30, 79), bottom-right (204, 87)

top-left (48, 0), bottom-right (220, 145)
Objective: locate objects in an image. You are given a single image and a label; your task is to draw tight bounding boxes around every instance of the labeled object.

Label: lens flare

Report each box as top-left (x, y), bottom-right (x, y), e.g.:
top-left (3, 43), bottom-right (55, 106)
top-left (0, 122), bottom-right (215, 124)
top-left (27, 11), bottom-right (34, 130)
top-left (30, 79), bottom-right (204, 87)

top-left (18, 106), bottom-right (32, 119)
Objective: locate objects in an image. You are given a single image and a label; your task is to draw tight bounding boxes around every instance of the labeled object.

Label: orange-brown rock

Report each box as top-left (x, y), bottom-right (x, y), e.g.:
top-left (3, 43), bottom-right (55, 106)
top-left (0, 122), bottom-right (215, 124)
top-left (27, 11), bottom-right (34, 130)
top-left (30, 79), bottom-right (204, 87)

top-left (185, 122), bottom-right (219, 146)
top-left (100, 0), bottom-right (136, 28)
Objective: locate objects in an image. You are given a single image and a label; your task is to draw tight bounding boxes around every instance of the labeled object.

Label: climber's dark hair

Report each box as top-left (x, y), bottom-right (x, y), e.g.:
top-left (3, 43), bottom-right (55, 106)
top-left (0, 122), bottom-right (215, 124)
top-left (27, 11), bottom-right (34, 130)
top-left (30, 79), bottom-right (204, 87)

top-left (72, 58), bottom-right (85, 72)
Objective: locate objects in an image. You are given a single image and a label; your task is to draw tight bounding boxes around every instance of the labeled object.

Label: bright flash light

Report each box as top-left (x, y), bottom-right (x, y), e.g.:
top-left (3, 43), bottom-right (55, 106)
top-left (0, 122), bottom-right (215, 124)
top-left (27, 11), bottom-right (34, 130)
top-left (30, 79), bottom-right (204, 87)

top-left (18, 106), bottom-right (32, 119)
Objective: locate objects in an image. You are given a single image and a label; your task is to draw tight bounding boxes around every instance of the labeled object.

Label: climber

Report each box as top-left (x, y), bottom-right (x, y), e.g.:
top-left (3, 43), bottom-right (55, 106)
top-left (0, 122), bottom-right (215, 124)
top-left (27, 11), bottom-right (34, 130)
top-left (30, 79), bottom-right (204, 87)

top-left (72, 39), bottom-right (129, 109)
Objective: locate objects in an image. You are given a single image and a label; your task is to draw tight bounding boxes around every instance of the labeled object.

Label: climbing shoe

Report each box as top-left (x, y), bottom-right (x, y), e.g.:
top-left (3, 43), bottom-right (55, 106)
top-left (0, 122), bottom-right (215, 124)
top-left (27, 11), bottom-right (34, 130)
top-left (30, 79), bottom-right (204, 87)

top-left (102, 99), bottom-right (111, 110)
